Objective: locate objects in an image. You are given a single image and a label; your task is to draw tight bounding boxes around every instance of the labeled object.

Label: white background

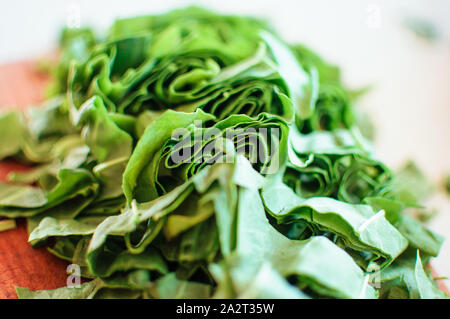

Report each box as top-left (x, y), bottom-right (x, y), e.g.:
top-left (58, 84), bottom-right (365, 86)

top-left (1, 0), bottom-right (450, 279)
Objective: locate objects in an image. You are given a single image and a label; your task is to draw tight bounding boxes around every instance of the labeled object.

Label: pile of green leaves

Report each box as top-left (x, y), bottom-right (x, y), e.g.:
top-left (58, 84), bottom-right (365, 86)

top-left (0, 7), bottom-right (447, 299)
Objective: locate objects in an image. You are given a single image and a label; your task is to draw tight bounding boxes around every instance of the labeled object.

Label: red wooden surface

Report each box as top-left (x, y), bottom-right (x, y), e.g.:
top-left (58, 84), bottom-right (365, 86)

top-left (0, 61), bottom-right (68, 299)
top-left (0, 60), bottom-right (448, 298)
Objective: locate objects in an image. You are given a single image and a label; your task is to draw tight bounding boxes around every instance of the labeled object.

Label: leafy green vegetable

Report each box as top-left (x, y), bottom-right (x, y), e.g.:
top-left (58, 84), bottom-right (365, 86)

top-left (262, 181), bottom-right (408, 269)
top-left (16, 279), bottom-right (103, 299)
top-left (414, 251), bottom-right (447, 298)
top-left (0, 6), bottom-right (446, 299)
top-left (403, 17), bottom-right (439, 42)
top-left (285, 128), bottom-right (389, 203)
top-left (379, 249), bottom-right (447, 299)
top-left (230, 186), bottom-right (376, 298)
top-left (0, 112), bottom-right (27, 159)
top-left (0, 219), bottom-right (16, 232)
top-left (446, 175), bottom-right (450, 195)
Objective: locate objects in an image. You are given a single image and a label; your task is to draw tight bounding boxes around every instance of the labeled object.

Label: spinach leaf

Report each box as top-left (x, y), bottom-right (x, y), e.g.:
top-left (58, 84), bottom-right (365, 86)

top-left (0, 6), bottom-right (445, 299)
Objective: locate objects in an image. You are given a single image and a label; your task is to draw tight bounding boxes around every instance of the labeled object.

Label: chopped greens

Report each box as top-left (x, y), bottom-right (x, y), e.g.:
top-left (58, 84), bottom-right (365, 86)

top-left (0, 7), bottom-right (446, 299)
top-left (0, 219), bottom-right (16, 233)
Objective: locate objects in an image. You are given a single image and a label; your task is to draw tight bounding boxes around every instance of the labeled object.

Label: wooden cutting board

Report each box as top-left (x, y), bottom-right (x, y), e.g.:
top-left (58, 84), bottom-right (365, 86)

top-left (0, 61), bottom-right (447, 299)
